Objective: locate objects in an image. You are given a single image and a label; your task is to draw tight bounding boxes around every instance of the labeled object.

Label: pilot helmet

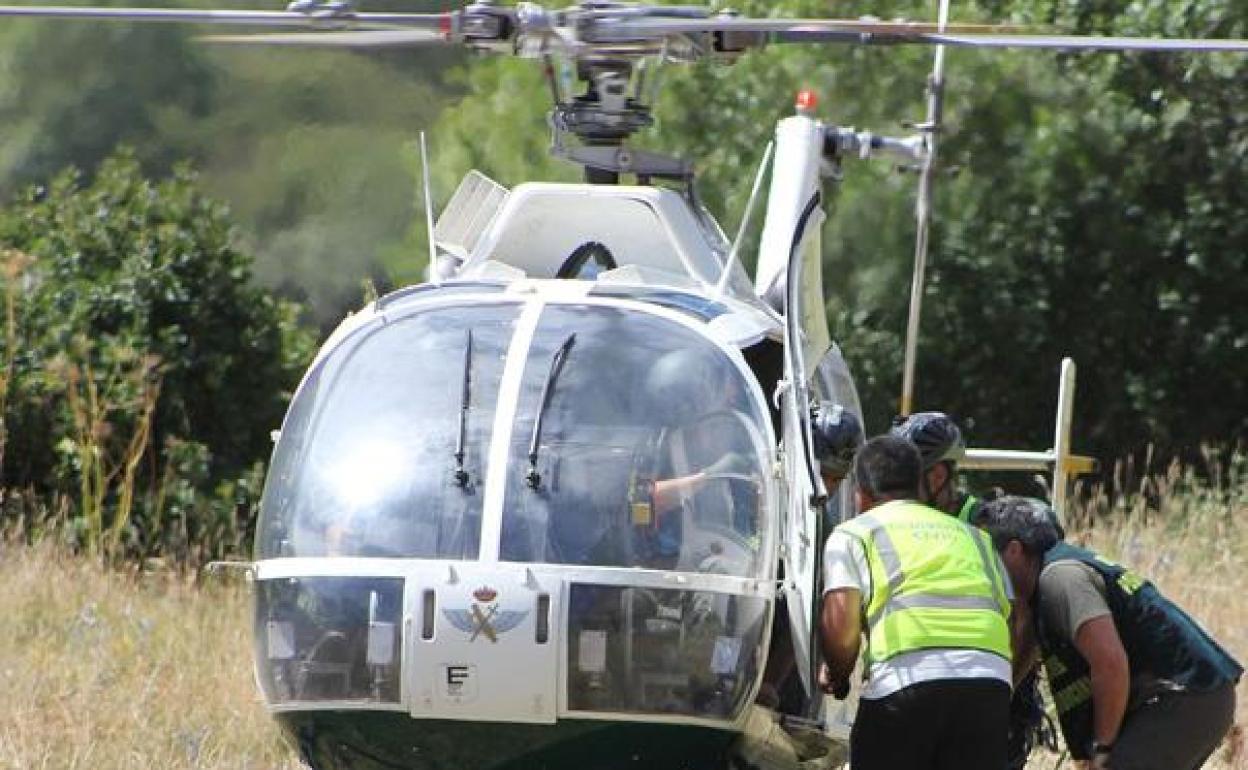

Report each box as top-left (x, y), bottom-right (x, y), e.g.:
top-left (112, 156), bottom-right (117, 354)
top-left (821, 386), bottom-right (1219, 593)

top-left (643, 346), bottom-right (726, 424)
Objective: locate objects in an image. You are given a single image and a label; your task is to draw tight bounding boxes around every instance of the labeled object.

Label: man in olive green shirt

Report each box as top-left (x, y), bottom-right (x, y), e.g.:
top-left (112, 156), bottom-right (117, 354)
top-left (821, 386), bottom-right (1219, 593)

top-left (975, 497), bottom-right (1241, 770)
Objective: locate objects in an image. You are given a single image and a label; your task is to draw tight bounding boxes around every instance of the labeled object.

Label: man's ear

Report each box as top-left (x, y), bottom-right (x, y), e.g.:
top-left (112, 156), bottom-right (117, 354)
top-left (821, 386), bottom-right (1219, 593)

top-left (1004, 539), bottom-right (1026, 562)
top-left (854, 488), bottom-right (872, 514)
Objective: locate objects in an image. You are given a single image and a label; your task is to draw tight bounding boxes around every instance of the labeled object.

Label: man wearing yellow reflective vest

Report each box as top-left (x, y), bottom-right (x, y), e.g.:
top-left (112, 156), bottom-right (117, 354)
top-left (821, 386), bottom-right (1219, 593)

top-left (891, 411), bottom-right (1061, 770)
top-left (974, 496), bottom-right (1241, 770)
top-left (818, 435), bottom-right (1015, 770)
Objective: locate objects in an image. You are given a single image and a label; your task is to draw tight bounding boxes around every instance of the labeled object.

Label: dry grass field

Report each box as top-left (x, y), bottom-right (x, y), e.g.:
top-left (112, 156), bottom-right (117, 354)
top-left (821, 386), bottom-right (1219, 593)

top-left (0, 541), bottom-right (300, 770)
top-left (0, 458), bottom-right (1244, 770)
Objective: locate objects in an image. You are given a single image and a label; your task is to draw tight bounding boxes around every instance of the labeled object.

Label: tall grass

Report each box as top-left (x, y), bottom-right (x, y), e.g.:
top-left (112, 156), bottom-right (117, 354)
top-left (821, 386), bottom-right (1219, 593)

top-left (0, 247), bottom-right (275, 570)
top-left (0, 455), bottom-right (1243, 769)
top-left (0, 539), bottom-right (300, 770)
top-left (1068, 451), bottom-right (1247, 678)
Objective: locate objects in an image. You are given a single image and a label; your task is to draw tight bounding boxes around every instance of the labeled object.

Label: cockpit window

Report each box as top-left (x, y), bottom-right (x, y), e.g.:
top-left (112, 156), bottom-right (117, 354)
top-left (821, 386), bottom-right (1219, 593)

top-left (257, 303), bottom-right (519, 559)
top-left (500, 305), bottom-right (772, 578)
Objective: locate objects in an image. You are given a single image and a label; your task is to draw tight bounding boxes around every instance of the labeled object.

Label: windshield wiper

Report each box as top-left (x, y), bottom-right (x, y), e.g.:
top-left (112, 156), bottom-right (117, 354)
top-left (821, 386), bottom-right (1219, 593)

top-left (454, 330), bottom-right (473, 488)
top-left (526, 333), bottom-right (576, 489)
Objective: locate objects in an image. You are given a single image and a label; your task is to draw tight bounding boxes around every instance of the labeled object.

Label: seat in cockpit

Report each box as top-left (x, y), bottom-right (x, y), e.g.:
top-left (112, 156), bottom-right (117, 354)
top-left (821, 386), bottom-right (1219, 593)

top-left (556, 241), bottom-right (618, 279)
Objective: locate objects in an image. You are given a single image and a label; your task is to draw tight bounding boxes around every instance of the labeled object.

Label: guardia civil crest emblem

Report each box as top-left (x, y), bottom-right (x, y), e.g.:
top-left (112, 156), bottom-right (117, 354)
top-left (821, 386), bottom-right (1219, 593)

top-left (443, 586), bottom-right (529, 643)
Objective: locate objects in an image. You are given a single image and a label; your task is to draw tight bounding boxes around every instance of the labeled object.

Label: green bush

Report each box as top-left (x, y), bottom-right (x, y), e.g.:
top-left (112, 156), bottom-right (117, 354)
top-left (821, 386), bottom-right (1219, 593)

top-left (0, 152), bottom-right (314, 562)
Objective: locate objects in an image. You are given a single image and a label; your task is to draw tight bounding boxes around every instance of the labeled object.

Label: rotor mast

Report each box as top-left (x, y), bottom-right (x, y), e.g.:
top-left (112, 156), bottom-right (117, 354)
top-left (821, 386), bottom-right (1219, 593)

top-left (899, 0), bottom-right (951, 417)
top-left (546, 57), bottom-right (693, 185)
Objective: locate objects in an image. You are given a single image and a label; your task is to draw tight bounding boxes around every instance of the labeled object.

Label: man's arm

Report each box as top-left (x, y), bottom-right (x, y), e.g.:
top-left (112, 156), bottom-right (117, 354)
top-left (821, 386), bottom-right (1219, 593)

top-left (652, 452), bottom-right (751, 510)
top-left (651, 473), bottom-right (706, 511)
top-left (1010, 602), bottom-right (1040, 687)
top-left (1040, 561), bottom-right (1126, 753)
top-left (1073, 615), bottom-right (1130, 749)
top-left (992, 549), bottom-right (1037, 686)
top-left (818, 529), bottom-right (868, 697)
top-left (819, 587), bottom-right (861, 692)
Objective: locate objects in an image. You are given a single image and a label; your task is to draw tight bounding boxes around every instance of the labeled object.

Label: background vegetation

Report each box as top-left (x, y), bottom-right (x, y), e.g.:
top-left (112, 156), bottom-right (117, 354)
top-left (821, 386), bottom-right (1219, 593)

top-left (0, 2), bottom-right (1243, 766)
top-left (0, 536), bottom-right (300, 769)
top-left (0, 2), bottom-right (460, 329)
top-left (0, 1), bottom-right (1241, 570)
top-left (0, 156), bottom-right (314, 563)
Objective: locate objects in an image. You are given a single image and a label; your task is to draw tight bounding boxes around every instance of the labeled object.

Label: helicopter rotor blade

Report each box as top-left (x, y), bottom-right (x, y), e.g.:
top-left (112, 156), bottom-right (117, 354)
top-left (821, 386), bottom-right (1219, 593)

top-left (594, 16), bottom-right (1012, 41)
top-left (199, 29), bottom-right (447, 47)
top-left (1, 6), bottom-right (1244, 53)
top-left (598, 16), bottom-right (1248, 53)
top-left (0, 4), bottom-right (453, 31)
top-left (923, 32), bottom-right (1248, 52)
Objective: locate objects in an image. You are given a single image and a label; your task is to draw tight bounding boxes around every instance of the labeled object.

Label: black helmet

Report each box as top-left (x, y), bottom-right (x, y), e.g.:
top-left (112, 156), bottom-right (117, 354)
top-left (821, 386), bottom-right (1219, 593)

top-left (811, 402), bottom-right (864, 476)
top-left (889, 411), bottom-right (965, 469)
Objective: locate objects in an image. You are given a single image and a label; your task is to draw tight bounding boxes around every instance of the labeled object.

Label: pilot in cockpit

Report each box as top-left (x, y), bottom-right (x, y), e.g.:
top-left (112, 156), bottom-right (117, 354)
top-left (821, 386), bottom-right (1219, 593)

top-left (627, 347), bottom-right (764, 572)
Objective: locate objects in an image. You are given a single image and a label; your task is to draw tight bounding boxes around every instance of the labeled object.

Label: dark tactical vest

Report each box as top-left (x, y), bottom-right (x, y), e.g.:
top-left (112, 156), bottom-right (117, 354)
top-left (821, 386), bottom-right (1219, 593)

top-left (1035, 542), bottom-right (1242, 759)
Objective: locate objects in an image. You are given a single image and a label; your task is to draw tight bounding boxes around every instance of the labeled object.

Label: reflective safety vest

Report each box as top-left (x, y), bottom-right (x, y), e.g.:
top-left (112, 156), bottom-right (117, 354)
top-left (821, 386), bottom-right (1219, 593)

top-left (837, 500), bottom-right (1012, 665)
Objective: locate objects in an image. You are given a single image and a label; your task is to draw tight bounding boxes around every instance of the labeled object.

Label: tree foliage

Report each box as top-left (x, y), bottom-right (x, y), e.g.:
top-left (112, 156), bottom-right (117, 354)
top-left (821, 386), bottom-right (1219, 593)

top-left (0, 18), bottom-right (216, 185)
top-left (0, 153), bottom-right (314, 559)
top-left (429, 0), bottom-right (1247, 463)
top-left (0, 12), bottom-right (461, 330)
top-left (898, 0), bottom-right (1248, 458)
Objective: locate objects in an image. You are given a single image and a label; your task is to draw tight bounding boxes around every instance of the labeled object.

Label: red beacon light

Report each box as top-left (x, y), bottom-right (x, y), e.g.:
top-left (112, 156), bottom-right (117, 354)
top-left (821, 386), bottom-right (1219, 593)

top-left (795, 89), bottom-right (818, 116)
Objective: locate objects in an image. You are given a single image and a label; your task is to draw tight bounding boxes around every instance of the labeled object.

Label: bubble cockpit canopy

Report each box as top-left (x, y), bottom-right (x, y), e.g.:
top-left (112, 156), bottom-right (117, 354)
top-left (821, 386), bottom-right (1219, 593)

top-left (258, 297), bottom-right (775, 580)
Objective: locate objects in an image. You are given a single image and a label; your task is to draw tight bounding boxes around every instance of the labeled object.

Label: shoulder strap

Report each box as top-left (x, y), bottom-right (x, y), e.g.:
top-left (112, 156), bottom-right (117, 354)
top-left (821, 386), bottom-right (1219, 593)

top-left (956, 494), bottom-right (980, 523)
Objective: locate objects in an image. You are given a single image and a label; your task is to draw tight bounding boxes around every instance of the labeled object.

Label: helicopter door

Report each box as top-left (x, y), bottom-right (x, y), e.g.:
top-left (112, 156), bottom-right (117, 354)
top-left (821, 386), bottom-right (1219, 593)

top-left (778, 396), bottom-right (821, 697)
top-left (777, 217), bottom-right (827, 699)
top-left (407, 568), bottom-right (560, 724)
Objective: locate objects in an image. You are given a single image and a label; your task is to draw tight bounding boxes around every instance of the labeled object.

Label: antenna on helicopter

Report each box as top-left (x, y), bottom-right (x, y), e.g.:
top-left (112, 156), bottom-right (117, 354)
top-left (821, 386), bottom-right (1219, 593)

top-left (899, 0), bottom-right (951, 418)
top-left (715, 140), bottom-right (774, 297)
top-left (420, 131), bottom-right (442, 286)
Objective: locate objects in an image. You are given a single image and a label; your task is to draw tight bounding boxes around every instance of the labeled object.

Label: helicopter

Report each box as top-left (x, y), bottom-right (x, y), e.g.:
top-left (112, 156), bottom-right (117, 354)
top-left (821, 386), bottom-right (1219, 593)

top-left (3, 2), bottom-right (1246, 769)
